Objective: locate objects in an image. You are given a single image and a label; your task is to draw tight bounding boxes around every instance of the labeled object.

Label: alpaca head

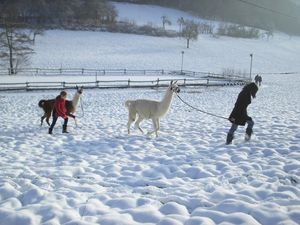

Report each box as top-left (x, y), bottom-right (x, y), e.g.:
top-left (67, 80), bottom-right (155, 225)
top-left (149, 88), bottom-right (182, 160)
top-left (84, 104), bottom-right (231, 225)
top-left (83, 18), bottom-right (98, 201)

top-left (169, 80), bottom-right (180, 94)
top-left (75, 85), bottom-right (83, 95)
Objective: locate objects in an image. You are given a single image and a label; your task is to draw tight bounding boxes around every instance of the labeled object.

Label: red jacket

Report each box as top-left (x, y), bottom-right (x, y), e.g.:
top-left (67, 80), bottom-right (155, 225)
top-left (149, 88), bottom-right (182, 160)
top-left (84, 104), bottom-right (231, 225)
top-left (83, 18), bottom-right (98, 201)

top-left (54, 95), bottom-right (67, 119)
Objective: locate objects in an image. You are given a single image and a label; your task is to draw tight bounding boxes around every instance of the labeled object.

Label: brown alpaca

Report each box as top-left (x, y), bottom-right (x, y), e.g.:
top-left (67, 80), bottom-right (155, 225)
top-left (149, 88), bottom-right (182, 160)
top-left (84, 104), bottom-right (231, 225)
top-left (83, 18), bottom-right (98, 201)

top-left (38, 86), bottom-right (83, 126)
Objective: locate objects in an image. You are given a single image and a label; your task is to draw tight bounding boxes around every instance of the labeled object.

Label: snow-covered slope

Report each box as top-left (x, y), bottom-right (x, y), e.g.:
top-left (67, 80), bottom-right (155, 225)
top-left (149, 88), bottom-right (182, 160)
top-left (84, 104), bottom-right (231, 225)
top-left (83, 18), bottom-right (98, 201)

top-left (31, 30), bottom-right (300, 74)
top-left (1, 2), bottom-right (300, 225)
top-left (27, 2), bottom-right (300, 74)
top-left (0, 74), bottom-right (300, 225)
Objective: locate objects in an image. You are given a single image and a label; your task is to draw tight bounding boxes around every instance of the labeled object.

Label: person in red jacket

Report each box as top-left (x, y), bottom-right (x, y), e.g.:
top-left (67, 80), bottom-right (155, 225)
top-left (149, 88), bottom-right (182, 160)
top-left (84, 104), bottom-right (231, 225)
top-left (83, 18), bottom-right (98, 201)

top-left (48, 91), bottom-right (69, 134)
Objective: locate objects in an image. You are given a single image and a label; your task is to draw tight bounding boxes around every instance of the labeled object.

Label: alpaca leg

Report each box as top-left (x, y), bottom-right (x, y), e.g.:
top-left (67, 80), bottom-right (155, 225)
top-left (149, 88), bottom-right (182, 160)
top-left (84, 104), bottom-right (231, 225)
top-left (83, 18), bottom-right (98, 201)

top-left (127, 108), bottom-right (136, 134)
top-left (155, 119), bottom-right (160, 137)
top-left (148, 118), bottom-right (158, 137)
top-left (134, 115), bottom-right (144, 134)
top-left (46, 112), bottom-right (51, 126)
top-left (127, 118), bottom-right (135, 135)
top-left (41, 115), bottom-right (46, 126)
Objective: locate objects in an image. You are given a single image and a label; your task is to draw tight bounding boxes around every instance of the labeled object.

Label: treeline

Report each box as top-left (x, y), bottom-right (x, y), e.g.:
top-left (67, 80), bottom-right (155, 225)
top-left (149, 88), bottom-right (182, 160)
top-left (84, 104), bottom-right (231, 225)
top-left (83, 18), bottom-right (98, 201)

top-left (114, 0), bottom-right (300, 35)
top-left (0, 0), bottom-right (117, 28)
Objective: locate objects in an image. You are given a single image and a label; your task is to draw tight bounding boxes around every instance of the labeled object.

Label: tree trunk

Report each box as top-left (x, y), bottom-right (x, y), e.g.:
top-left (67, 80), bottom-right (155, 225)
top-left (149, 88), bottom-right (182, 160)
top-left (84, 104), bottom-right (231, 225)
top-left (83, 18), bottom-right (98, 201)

top-left (186, 39), bottom-right (190, 48)
top-left (5, 27), bottom-right (14, 75)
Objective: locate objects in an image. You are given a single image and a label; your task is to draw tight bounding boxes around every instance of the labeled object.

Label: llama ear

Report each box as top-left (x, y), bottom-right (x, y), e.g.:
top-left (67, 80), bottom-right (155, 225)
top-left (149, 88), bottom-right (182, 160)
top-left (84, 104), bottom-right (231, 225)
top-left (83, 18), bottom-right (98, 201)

top-left (174, 80), bottom-right (178, 84)
top-left (170, 80), bottom-right (173, 85)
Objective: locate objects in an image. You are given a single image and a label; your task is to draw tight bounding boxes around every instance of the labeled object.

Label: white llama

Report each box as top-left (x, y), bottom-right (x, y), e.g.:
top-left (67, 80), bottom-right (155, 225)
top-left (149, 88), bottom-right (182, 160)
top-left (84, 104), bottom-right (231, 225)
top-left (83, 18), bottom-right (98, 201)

top-left (125, 81), bottom-right (180, 137)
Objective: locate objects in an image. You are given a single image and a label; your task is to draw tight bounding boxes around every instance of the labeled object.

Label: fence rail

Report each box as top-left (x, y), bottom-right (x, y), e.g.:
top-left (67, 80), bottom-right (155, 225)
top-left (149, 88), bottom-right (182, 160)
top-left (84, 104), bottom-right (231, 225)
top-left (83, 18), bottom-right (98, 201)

top-left (0, 68), bottom-right (170, 76)
top-left (0, 67), bottom-right (252, 79)
top-left (0, 77), bottom-right (248, 92)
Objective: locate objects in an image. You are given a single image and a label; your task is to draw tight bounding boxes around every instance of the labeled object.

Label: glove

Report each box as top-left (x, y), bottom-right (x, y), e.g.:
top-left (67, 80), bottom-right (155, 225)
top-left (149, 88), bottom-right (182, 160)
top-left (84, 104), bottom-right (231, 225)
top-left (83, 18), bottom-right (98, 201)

top-left (228, 117), bottom-right (235, 123)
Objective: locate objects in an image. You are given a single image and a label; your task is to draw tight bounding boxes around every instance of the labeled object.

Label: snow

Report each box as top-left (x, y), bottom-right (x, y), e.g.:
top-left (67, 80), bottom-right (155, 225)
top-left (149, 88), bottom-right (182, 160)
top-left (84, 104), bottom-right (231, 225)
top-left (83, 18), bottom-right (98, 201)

top-left (112, 1), bottom-right (202, 29)
top-left (1, 2), bottom-right (300, 225)
top-left (30, 30), bottom-right (300, 73)
top-left (1, 73), bottom-right (300, 225)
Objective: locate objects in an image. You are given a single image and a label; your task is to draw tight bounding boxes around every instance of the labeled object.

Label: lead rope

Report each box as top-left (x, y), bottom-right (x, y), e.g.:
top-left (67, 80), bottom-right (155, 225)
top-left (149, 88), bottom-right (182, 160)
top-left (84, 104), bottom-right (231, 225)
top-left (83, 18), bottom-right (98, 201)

top-left (176, 93), bottom-right (228, 120)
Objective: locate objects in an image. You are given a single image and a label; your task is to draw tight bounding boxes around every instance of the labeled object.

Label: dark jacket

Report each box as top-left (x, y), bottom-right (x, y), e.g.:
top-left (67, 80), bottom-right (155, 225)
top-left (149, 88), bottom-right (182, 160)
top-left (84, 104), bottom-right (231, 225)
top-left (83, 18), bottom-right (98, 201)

top-left (53, 95), bottom-right (67, 119)
top-left (229, 83), bottom-right (258, 126)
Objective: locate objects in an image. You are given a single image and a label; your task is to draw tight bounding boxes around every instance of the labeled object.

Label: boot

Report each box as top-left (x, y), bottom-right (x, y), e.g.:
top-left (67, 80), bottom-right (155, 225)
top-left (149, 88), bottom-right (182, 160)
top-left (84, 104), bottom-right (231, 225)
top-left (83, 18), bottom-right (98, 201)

top-left (48, 127), bottom-right (53, 134)
top-left (245, 128), bottom-right (253, 141)
top-left (226, 133), bottom-right (234, 145)
top-left (62, 125), bottom-right (69, 133)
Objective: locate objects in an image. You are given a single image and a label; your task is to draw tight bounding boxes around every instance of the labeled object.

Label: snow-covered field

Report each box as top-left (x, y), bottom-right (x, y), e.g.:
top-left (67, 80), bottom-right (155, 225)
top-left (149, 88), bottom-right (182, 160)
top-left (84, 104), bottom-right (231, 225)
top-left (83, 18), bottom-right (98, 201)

top-left (31, 29), bottom-right (300, 74)
top-left (1, 2), bottom-right (300, 225)
top-left (0, 73), bottom-right (300, 225)
top-left (25, 2), bottom-right (300, 74)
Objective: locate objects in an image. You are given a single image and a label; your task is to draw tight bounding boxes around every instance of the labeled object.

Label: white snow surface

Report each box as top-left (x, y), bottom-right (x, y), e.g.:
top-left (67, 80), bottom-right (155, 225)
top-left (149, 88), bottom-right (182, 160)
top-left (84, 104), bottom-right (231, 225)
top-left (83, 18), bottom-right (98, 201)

top-left (0, 74), bottom-right (300, 225)
top-left (1, 2), bottom-right (300, 225)
top-left (26, 2), bottom-right (300, 74)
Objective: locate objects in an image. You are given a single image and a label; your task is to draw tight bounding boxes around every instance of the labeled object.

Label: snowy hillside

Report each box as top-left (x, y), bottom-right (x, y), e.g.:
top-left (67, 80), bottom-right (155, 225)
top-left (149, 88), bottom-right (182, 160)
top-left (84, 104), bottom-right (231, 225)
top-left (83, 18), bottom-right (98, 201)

top-left (27, 2), bottom-right (300, 74)
top-left (1, 2), bottom-right (300, 225)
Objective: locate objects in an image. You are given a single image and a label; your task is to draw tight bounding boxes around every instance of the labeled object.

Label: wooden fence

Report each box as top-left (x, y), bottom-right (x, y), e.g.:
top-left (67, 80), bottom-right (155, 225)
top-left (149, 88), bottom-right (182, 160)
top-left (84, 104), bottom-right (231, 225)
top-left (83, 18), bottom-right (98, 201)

top-left (0, 77), bottom-right (248, 91)
top-left (0, 67), bottom-right (250, 79)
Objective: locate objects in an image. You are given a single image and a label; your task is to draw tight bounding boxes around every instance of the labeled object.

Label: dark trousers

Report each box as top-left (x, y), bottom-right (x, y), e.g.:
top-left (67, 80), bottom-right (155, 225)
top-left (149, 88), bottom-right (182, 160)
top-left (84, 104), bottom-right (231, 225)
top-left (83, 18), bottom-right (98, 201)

top-left (228, 119), bottom-right (254, 135)
top-left (49, 114), bottom-right (68, 130)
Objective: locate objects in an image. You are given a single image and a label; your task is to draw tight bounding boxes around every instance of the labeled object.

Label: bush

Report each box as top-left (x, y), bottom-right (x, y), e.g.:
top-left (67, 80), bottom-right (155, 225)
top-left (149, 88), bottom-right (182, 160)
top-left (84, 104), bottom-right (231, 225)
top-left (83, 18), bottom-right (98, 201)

top-left (222, 68), bottom-right (249, 78)
top-left (217, 24), bottom-right (260, 39)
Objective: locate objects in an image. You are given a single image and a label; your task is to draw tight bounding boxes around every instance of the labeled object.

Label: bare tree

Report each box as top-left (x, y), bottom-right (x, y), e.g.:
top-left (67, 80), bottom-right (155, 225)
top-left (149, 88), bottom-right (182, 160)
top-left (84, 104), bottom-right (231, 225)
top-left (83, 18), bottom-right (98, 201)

top-left (0, 22), bottom-right (34, 74)
top-left (161, 15), bottom-right (171, 30)
top-left (182, 20), bottom-right (199, 48)
top-left (31, 26), bottom-right (45, 43)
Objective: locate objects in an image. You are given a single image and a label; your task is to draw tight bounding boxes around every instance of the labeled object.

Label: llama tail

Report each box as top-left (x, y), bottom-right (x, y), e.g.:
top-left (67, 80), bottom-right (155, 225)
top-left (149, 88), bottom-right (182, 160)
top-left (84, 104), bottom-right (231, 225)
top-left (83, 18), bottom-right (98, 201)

top-left (38, 100), bottom-right (46, 108)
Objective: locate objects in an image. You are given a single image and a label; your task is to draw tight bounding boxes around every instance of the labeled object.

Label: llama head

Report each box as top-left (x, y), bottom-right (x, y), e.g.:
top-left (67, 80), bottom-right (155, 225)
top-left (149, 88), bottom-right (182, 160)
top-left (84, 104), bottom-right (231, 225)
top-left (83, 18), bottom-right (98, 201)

top-left (75, 85), bottom-right (83, 95)
top-left (169, 80), bottom-right (180, 93)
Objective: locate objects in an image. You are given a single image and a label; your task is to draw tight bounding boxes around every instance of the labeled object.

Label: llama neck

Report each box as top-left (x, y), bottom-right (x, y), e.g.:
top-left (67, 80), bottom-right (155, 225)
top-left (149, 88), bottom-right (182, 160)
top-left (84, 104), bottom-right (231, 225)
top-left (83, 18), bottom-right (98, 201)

top-left (72, 92), bottom-right (81, 109)
top-left (158, 89), bottom-right (174, 116)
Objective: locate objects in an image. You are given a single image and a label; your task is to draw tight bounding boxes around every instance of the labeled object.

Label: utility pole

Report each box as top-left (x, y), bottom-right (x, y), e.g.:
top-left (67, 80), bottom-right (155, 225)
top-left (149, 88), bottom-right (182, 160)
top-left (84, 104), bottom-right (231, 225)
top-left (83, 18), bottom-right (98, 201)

top-left (181, 51), bottom-right (184, 74)
top-left (249, 53), bottom-right (253, 80)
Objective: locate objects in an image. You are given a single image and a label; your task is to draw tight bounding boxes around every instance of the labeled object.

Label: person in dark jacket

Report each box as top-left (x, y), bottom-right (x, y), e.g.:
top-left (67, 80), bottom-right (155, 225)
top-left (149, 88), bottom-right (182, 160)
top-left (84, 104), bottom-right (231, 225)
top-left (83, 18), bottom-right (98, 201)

top-left (254, 74), bottom-right (262, 86)
top-left (226, 82), bottom-right (258, 144)
top-left (48, 91), bottom-right (69, 134)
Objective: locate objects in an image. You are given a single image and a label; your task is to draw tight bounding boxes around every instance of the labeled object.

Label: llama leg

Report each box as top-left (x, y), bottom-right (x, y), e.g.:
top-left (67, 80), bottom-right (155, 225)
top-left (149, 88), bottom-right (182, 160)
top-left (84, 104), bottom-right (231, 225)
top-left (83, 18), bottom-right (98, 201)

top-left (41, 115), bottom-right (46, 126)
top-left (127, 118), bottom-right (134, 135)
top-left (148, 118), bottom-right (158, 137)
top-left (46, 112), bottom-right (51, 126)
top-left (134, 115), bottom-right (144, 134)
top-left (127, 108), bottom-right (136, 134)
top-left (155, 119), bottom-right (160, 137)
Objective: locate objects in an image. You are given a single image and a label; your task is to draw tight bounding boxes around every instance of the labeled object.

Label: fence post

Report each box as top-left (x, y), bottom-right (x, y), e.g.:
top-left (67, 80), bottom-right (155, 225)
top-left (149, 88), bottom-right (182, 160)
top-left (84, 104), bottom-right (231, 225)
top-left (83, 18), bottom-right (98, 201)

top-left (36, 68), bottom-right (39, 75)
top-left (62, 82), bottom-right (65, 88)
top-left (59, 68), bottom-right (62, 74)
top-left (82, 68), bottom-right (84, 75)
top-left (184, 78), bottom-right (186, 86)
top-left (207, 79), bottom-right (209, 86)
top-left (103, 69), bottom-right (106, 75)
top-left (144, 70), bottom-right (146, 75)
top-left (124, 69), bottom-right (127, 75)
top-left (128, 79), bottom-right (130, 87)
top-left (96, 80), bottom-right (99, 87)
top-left (26, 82), bottom-right (29, 91)
top-left (156, 78), bottom-right (159, 87)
